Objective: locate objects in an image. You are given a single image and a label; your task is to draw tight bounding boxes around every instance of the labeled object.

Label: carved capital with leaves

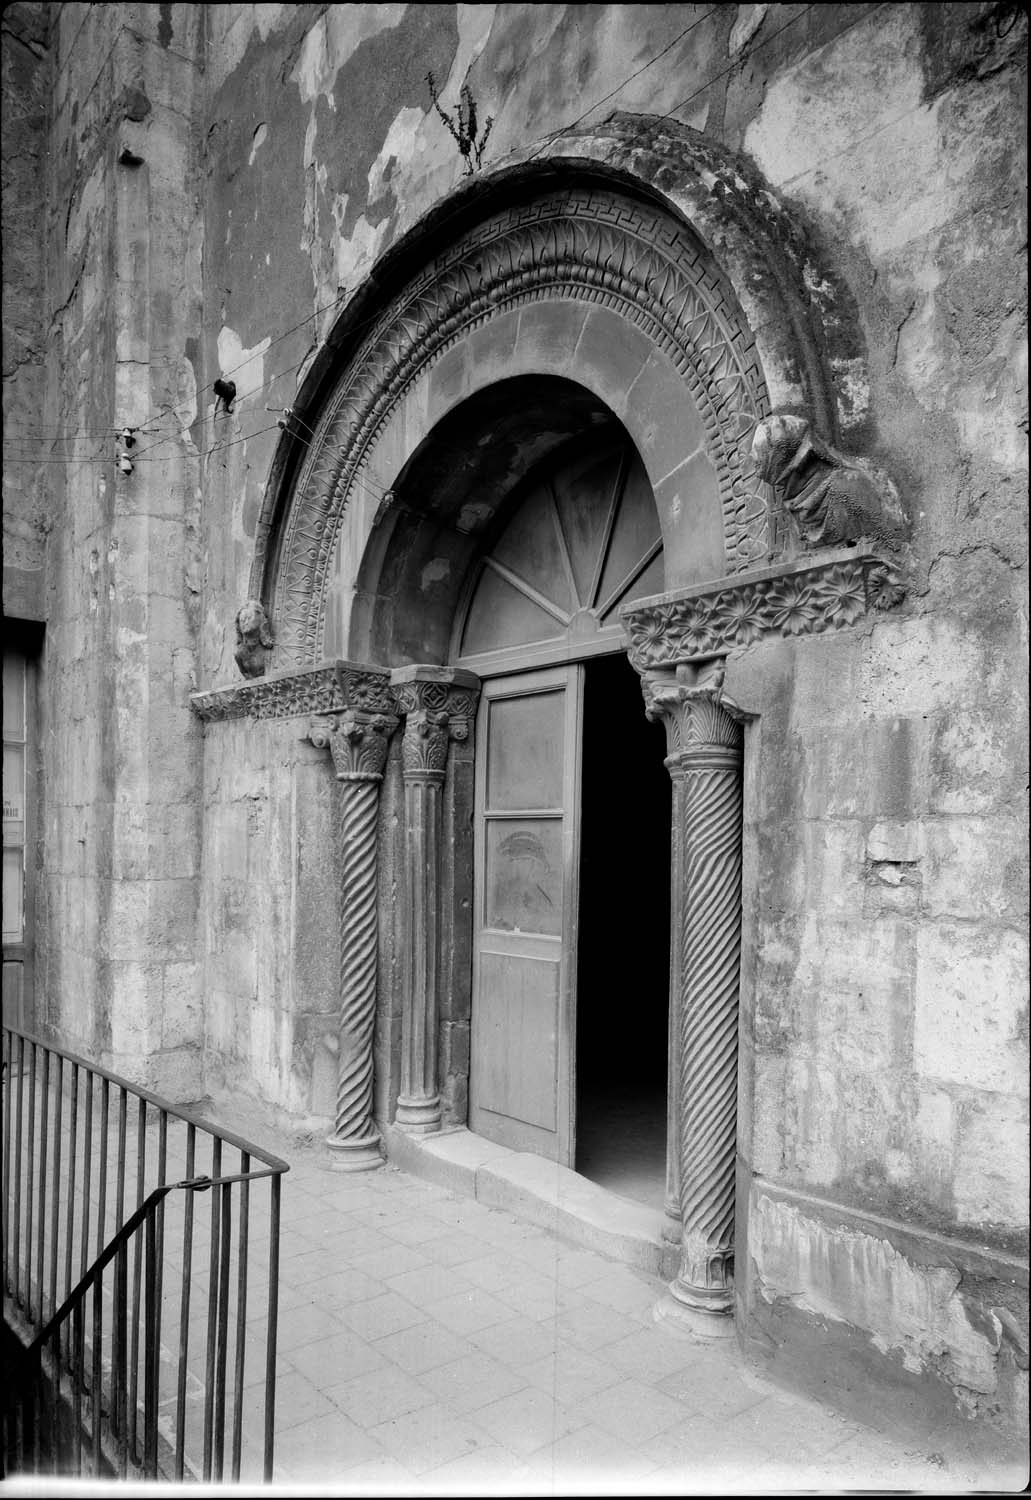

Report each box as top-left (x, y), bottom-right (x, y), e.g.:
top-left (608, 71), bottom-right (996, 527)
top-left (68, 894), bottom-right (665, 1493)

top-left (309, 710), bottom-right (398, 782)
top-left (640, 660), bottom-right (743, 764)
top-left (390, 666), bottom-right (481, 783)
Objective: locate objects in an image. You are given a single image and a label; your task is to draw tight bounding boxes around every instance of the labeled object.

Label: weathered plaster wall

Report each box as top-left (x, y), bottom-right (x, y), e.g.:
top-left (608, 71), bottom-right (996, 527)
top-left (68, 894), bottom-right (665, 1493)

top-left (2, 3), bottom-right (50, 622)
top-left (199, 716), bottom-right (342, 1121)
top-left (718, 1), bottom-right (1028, 1441)
top-left (23, 0), bottom-right (1026, 1451)
top-left (37, 3), bottom-right (206, 1095)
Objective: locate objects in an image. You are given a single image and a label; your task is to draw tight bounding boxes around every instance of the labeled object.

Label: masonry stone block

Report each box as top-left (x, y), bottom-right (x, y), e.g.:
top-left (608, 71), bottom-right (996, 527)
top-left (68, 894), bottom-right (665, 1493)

top-left (954, 1093), bottom-right (1030, 1230)
top-left (922, 817), bottom-right (1028, 924)
top-left (914, 925), bottom-right (1028, 1094)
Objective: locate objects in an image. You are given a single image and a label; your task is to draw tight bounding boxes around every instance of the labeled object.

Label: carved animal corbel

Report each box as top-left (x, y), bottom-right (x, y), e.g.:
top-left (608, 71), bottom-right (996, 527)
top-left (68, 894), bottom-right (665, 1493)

top-left (751, 414), bottom-right (907, 552)
top-left (233, 599), bottom-right (273, 679)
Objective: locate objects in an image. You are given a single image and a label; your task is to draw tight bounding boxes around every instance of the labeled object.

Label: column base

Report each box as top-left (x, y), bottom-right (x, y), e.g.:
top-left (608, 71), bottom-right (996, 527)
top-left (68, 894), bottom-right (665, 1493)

top-left (325, 1130), bottom-right (384, 1171)
top-left (653, 1288), bottom-right (736, 1339)
top-left (394, 1095), bottom-right (442, 1134)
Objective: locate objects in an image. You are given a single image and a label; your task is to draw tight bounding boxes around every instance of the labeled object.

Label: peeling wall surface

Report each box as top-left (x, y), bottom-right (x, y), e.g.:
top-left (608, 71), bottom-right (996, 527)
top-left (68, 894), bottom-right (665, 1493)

top-left (2, 0), bottom-right (1026, 1451)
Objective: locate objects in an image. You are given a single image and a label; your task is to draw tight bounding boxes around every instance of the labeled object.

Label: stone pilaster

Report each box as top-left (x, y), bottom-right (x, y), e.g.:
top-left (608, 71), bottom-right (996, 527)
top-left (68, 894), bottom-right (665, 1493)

top-left (642, 660), bottom-right (744, 1332)
top-left (309, 706), bottom-right (397, 1169)
top-left (390, 667), bottom-right (480, 1134)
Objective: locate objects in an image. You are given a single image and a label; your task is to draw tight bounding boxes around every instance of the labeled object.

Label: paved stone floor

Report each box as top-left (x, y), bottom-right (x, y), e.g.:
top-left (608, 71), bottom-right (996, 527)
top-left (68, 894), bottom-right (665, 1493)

top-left (231, 1121), bottom-right (1024, 1494)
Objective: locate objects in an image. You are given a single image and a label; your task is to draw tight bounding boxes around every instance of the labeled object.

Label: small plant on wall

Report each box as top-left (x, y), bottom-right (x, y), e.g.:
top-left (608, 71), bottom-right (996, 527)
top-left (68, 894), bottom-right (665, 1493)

top-left (426, 73), bottom-right (493, 174)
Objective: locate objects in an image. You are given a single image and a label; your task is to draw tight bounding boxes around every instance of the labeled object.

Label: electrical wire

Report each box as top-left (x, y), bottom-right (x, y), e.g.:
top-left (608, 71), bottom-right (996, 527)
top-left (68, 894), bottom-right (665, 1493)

top-left (521, 7), bottom-right (720, 164)
top-left (85, 8), bottom-right (729, 447)
top-left (5, 3), bottom-right (891, 473)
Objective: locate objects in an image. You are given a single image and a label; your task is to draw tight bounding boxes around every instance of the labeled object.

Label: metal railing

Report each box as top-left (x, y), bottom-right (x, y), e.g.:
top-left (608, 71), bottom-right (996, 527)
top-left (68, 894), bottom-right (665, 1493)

top-left (2, 1026), bottom-right (290, 1482)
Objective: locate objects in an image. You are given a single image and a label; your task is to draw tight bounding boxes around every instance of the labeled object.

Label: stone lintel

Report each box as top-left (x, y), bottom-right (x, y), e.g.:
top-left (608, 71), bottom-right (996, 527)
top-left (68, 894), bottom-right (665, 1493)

top-left (189, 658), bottom-right (393, 722)
top-left (620, 548), bottom-right (904, 671)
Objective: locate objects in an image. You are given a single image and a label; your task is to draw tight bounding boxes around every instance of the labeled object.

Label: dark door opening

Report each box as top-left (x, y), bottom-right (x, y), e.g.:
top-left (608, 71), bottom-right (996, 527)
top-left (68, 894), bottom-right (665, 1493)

top-left (575, 652), bottom-right (671, 1209)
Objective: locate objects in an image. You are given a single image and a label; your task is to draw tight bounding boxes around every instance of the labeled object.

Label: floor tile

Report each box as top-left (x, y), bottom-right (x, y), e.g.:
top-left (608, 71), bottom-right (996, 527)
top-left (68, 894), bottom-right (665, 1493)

top-left (285, 1328), bottom-right (388, 1387)
top-left (604, 1324), bottom-right (709, 1382)
top-left (272, 1298), bottom-right (344, 1352)
top-left (305, 1265), bottom-right (384, 1312)
top-left (519, 1344), bottom-right (624, 1403)
top-left (421, 1231), bottom-right (497, 1268)
top-left (454, 1252), bottom-right (523, 1292)
top-left (273, 1409), bottom-right (386, 1482)
top-left (349, 1241), bottom-right (431, 1280)
top-left (373, 1320), bottom-right (477, 1375)
top-left (531, 1422), bottom-right (660, 1486)
top-left (366, 1401), bottom-right (495, 1475)
top-left (549, 1299), bottom-right (641, 1352)
top-left (657, 1356), bottom-right (771, 1418)
top-left (337, 1289), bottom-right (429, 1342)
top-left (325, 1363), bottom-right (436, 1427)
top-left (421, 1286), bottom-right (521, 1336)
top-left (417, 1349), bottom-right (529, 1413)
top-left (420, 1443), bottom-right (531, 1489)
top-left (570, 1375), bottom-right (690, 1446)
top-left (262, 1366), bottom-right (336, 1430)
top-left (385, 1260), bottom-right (477, 1304)
top-left (467, 1317), bottom-right (558, 1368)
top-left (473, 1384), bottom-right (589, 1457)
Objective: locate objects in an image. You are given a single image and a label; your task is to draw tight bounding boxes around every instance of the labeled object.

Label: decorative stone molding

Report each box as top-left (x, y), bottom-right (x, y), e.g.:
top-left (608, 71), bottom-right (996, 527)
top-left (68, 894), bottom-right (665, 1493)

top-left (621, 549), bottom-right (904, 672)
top-left (307, 702), bottom-right (399, 1171)
top-left (752, 413), bottom-right (907, 552)
top-left (233, 599), bottom-right (274, 679)
top-left (642, 659), bottom-right (744, 1330)
top-left (309, 710), bottom-right (396, 781)
top-left (189, 660), bottom-right (394, 723)
top-left (260, 189), bottom-right (775, 665)
top-left (391, 667), bottom-right (481, 1134)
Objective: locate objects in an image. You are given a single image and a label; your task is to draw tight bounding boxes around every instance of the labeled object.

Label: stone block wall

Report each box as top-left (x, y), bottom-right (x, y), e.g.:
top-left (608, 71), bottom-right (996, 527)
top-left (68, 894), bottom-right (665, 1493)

top-left (2, 3), bottom-right (50, 624)
top-left (6, 0), bottom-right (1026, 1449)
top-left (199, 716), bottom-right (342, 1123)
top-left (33, 3), bottom-right (206, 1096)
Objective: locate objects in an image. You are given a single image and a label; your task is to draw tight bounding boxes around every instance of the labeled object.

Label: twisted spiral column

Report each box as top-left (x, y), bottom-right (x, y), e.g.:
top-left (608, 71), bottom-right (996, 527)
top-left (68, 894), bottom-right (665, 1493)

top-left (675, 738), bottom-right (742, 1311)
top-left (310, 708), bottom-right (396, 1170)
top-left (642, 662), bottom-right (744, 1331)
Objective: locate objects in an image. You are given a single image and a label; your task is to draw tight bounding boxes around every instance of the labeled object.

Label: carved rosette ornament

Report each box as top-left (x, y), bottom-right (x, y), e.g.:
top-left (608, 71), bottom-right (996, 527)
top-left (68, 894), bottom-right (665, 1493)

top-left (308, 679), bottom-right (398, 1170)
top-left (643, 660), bottom-right (744, 1330)
top-left (391, 668), bottom-right (480, 1134)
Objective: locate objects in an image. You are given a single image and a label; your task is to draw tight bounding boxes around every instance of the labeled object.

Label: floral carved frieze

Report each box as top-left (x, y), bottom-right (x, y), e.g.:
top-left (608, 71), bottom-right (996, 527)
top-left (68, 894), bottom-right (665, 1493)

top-left (190, 660), bottom-right (394, 723)
top-left (621, 549), bottom-right (904, 671)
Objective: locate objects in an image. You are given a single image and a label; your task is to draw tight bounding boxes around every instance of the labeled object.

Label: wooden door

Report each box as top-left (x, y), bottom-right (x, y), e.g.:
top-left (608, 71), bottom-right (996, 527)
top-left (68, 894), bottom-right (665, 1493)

top-left (470, 666), bottom-right (583, 1163)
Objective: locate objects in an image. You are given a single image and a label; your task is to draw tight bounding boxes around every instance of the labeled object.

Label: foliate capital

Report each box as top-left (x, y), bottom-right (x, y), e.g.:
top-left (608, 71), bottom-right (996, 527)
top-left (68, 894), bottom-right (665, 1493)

top-left (309, 710), bottom-right (397, 781)
top-left (389, 666), bottom-right (481, 780)
top-left (640, 660), bottom-right (743, 763)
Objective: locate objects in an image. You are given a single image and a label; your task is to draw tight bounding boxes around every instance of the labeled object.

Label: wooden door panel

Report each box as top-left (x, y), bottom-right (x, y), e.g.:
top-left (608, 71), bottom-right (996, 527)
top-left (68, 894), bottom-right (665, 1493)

top-left (475, 951), bottom-right (559, 1131)
top-left (470, 667), bottom-right (582, 1163)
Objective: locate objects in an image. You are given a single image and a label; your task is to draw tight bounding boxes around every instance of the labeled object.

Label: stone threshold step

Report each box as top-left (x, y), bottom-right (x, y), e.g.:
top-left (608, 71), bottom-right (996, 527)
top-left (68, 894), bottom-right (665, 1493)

top-left (383, 1124), bottom-right (680, 1281)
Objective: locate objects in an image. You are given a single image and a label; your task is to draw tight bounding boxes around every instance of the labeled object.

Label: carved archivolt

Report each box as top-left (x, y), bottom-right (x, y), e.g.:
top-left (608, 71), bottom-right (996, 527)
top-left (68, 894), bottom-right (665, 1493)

top-left (260, 189), bottom-right (775, 666)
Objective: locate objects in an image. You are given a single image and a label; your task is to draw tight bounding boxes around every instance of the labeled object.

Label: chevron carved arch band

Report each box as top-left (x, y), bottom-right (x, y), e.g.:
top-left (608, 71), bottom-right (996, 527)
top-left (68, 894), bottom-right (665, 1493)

top-left (266, 189), bottom-right (774, 667)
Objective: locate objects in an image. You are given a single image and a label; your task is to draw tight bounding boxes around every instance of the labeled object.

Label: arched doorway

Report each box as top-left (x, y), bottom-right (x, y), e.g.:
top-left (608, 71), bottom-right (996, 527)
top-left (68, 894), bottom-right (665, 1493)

top-left (248, 156), bottom-right (862, 1328)
top-left (453, 433), bottom-right (671, 1207)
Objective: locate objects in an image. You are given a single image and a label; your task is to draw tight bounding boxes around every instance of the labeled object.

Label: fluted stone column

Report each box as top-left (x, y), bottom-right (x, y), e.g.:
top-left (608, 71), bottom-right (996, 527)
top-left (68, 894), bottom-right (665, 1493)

top-left (310, 707), bottom-right (397, 1169)
top-left (642, 660), bottom-right (744, 1333)
top-left (391, 667), bottom-right (480, 1134)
